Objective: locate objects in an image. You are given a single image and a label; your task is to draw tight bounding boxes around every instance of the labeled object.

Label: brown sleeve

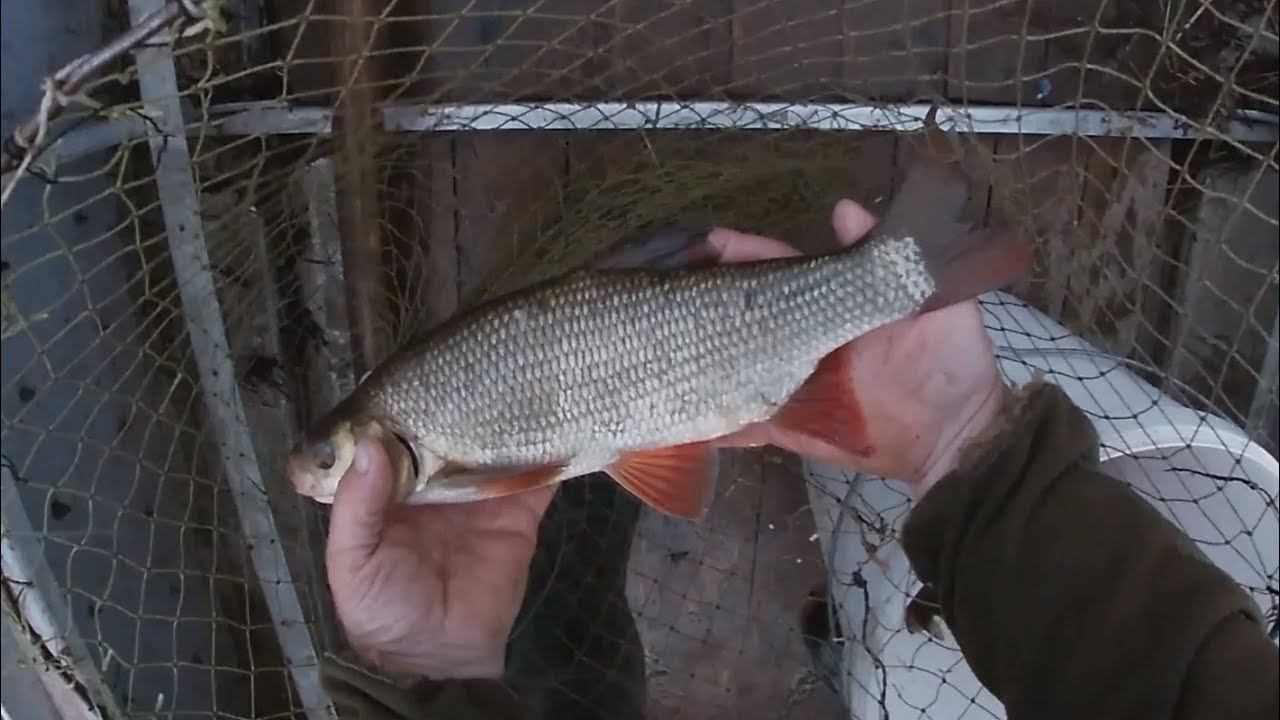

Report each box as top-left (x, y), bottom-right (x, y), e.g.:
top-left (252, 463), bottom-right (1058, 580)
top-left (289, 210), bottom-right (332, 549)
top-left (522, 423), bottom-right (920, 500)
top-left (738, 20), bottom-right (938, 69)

top-left (319, 651), bottom-right (527, 720)
top-left (903, 382), bottom-right (1278, 720)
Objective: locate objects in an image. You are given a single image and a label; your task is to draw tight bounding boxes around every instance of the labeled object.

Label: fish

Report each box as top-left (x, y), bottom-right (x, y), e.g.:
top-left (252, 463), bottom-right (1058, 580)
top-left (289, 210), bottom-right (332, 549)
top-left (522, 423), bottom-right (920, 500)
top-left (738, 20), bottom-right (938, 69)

top-left (287, 160), bottom-right (1032, 519)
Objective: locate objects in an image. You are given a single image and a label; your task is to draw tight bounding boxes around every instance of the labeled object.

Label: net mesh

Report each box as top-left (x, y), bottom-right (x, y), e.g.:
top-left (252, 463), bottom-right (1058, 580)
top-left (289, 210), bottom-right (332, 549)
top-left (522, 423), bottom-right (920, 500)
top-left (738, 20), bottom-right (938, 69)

top-left (1, 1), bottom-right (1276, 718)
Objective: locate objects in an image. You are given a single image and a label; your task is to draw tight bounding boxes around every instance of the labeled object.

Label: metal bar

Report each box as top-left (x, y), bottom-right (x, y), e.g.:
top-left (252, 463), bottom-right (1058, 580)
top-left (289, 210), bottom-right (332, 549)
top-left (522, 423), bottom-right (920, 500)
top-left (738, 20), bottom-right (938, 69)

top-left (124, 1), bottom-right (334, 716)
top-left (0, 0), bottom-right (196, 176)
top-left (1247, 315), bottom-right (1279, 441)
top-left (299, 158), bottom-right (357, 402)
top-left (383, 101), bottom-right (1280, 141)
top-left (16, 101), bottom-right (1279, 175)
top-left (2, 600), bottom-right (92, 720)
top-left (2, 466), bottom-right (120, 718)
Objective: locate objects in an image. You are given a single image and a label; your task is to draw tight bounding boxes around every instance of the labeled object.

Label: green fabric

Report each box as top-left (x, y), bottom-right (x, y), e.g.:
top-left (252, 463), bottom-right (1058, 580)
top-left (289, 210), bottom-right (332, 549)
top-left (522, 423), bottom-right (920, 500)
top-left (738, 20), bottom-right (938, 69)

top-left (322, 652), bottom-right (524, 719)
top-left (904, 382), bottom-right (1278, 719)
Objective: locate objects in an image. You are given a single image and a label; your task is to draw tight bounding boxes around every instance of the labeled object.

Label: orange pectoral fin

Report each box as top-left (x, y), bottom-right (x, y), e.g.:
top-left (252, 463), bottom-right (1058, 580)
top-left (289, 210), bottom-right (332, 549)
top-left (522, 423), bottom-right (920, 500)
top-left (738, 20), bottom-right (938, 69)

top-left (772, 345), bottom-right (874, 457)
top-left (606, 442), bottom-right (719, 520)
top-left (437, 463), bottom-right (567, 496)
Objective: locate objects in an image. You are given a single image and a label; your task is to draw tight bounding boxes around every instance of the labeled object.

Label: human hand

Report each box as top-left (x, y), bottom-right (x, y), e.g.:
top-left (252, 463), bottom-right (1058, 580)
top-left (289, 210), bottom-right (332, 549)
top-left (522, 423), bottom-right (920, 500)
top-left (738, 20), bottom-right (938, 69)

top-left (325, 435), bottom-right (553, 679)
top-left (709, 199), bottom-right (1008, 496)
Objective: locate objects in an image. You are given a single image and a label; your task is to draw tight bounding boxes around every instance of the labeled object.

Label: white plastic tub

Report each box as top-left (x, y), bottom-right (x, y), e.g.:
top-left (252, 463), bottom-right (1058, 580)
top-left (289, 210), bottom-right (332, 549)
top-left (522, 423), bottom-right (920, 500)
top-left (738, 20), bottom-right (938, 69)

top-left (803, 291), bottom-right (1279, 719)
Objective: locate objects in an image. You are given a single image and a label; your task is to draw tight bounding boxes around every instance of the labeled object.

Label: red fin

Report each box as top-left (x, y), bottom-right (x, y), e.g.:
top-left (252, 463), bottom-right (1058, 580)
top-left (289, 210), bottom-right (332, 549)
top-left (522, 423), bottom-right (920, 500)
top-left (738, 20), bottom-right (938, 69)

top-left (773, 346), bottom-right (874, 456)
top-left (607, 442), bottom-right (719, 520)
top-left (439, 464), bottom-right (566, 496)
top-left (916, 228), bottom-right (1034, 315)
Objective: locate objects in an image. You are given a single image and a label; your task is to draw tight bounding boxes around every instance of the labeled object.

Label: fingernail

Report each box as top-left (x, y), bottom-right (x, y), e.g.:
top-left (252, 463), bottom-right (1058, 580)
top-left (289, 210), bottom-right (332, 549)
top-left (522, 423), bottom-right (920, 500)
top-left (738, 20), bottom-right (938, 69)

top-left (353, 441), bottom-right (372, 476)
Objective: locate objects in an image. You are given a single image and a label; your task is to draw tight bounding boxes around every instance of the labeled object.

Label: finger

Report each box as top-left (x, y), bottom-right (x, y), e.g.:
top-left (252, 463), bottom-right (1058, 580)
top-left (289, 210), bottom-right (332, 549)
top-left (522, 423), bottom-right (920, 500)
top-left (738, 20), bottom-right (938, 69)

top-left (831, 199), bottom-right (878, 247)
top-left (518, 484), bottom-right (557, 518)
top-left (589, 225), bottom-right (720, 271)
top-left (327, 436), bottom-right (396, 567)
top-left (706, 228), bottom-right (802, 263)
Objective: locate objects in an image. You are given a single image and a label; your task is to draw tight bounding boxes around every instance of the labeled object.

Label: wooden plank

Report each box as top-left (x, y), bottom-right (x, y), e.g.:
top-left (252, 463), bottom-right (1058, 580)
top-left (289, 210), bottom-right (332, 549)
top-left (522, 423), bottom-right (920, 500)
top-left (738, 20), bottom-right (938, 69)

top-left (841, 0), bottom-right (952, 101)
top-left (453, 133), bottom-right (569, 305)
top-left (1034, 0), bottom-right (1158, 111)
top-left (988, 134), bottom-right (1089, 317)
top-left (1074, 137), bottom-right (1175, 359)
top-left (482, 0), bottom-right (614, 99)
top-left (613, 0), bottom-right (733, 96)
top-left (415, 137), bottom-right (462, 330)
top-left (743, 451), bottom-right (846, 718)
top-left (334, 0), bottom-right (391, 374)
top-left (730, 0), bottom-right (845, 97)
top-left (948, 0), bottom-right (1046, 105)
top-left (1167, 160), bottom-right (1279, 427)
top-left (392, 1), bottom-right (616, 103)
top-left (268, 0), bottom-right (342, 104)
top-left (625, 450), bottom-right (764, 720)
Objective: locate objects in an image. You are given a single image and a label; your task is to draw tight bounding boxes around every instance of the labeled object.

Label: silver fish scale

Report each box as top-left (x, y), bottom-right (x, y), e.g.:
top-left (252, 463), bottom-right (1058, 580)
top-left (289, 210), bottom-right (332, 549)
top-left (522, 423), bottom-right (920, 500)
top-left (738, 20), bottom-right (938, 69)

top-left (365, 237), bottom-right (933, 470)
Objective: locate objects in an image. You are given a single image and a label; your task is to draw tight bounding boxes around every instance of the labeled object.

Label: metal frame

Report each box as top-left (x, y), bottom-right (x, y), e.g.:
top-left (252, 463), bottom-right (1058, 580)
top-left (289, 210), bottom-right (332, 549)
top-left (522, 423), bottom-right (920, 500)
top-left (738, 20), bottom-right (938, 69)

top-left (2, 467), bottom-right (121, 719)
top-left (15, 100), bottom-right (1278, 175)
top-left (382, 101), bottom-right (1280, 140)
top-left (124, 0), bottom-right (333, 716)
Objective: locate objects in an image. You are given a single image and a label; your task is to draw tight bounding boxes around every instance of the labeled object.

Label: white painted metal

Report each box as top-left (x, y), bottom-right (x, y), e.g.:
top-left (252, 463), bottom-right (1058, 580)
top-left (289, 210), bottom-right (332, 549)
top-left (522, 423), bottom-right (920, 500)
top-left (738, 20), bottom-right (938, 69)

top-left (384, 100), bottom-right (1280, 141)
top-left (2, 467), bottom-right (118, 718)
top-left (124, 0), bottom-right (334, 716)
top-left (19, 101), bottom-right (1277, 175)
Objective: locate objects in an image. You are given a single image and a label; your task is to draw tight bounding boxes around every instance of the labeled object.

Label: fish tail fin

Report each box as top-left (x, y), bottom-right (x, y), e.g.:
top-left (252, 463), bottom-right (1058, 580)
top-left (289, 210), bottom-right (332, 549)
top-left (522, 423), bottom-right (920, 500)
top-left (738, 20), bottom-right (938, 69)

top-left (876, 159), bottom-right (1034, 315)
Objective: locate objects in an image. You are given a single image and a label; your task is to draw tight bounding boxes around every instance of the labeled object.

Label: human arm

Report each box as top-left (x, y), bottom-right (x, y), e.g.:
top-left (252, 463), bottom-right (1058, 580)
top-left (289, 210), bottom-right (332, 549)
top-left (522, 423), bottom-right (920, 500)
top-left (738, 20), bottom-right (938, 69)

top-left (904, 382), bottom-right (1278, 719)
top-left (712, 198), bottom-right (1278, 719)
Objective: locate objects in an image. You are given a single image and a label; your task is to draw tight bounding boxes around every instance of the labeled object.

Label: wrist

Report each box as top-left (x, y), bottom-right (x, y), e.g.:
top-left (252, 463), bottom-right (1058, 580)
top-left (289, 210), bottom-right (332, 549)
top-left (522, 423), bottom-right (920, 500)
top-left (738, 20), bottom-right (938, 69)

top-left (911, 378), bottom-right (1010, 497)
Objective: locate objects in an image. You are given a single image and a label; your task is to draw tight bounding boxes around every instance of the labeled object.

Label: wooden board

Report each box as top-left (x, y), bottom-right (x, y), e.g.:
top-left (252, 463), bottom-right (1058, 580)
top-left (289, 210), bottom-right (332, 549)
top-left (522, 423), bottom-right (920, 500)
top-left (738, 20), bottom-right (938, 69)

top-left (1074, 137), bottom-right (1175, 358)
top-left (388, 0), bottom-right (618, 103)
top-left (948, 0), bottom-right (1047, 105)
top-left (729, 0), bottom-right (845, 98)
top-left (988, 134), bottom-right (1090, 316)
top-left (453, 133), bottom-right (570, 304)
top-left (613, 0), bottom-right (734, 96)
top-left (415, 136), bottom-right (462, 330)
top-left (1035, 0), bottom-right (1160, 111)
top-left (728, 0), bottom-right (949, 100)
top-left (743, 452), bottom-right (847, 718)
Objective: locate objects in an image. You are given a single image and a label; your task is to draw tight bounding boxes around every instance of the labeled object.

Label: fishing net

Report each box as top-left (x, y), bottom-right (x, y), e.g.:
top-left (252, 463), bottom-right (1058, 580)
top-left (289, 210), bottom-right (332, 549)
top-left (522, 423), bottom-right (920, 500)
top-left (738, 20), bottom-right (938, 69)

top-left (1, 1), bottom-right (1276, 718)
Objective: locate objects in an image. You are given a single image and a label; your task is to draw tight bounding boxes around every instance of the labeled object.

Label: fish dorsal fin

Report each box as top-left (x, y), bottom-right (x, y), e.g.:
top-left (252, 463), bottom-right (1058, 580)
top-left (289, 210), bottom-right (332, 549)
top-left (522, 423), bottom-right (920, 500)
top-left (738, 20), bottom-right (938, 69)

top-left (773, 345), bottom-right (874, 456)
top-left (607, 442), bottom-right (719, 519)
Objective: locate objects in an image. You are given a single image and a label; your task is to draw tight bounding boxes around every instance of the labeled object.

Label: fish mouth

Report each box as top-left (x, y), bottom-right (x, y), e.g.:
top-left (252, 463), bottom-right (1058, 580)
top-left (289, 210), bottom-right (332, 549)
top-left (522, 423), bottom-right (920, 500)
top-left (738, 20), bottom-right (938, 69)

top-left (286, 451), bottom-right (335, 502)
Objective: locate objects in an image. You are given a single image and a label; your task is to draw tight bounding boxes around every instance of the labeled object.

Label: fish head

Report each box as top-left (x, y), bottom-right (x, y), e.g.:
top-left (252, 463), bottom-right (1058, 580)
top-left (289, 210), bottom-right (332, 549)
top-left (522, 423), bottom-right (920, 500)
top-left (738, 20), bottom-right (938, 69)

top-left (288, 396), bottom-right (425, 505)
top-left (288, 414), bottom-right (361, 504)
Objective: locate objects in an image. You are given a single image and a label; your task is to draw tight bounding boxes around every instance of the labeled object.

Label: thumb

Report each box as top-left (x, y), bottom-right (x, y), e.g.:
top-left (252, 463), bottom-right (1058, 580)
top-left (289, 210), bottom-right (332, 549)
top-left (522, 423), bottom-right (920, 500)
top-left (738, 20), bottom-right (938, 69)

top-left (326, 436), bottom-right (396, 567)
top-left (831, 198), bottom-right (878, 247)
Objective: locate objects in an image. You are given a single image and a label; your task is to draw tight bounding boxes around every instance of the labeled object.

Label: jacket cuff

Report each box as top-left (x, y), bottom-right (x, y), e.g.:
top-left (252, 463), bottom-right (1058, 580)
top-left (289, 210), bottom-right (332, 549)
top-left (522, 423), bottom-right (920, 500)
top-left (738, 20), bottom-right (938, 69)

top-left (903, 380), bottom-right (1099, 585)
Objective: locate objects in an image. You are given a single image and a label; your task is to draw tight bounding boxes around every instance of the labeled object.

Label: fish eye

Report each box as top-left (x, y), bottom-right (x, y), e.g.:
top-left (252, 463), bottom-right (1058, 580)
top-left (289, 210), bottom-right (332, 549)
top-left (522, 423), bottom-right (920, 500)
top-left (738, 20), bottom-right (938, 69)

top-left (312, 441), bottom-right (336, 470)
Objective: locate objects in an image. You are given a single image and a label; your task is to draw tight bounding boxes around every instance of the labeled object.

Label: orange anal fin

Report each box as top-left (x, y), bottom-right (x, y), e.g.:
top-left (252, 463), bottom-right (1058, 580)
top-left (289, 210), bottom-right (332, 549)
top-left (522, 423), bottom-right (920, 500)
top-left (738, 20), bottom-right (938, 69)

top-left (773, 346), bottom-right (874, 457)
top-left (607, 442), bottom-right (719, 520)
top-left (437, 463), bottom-right (567, 496)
